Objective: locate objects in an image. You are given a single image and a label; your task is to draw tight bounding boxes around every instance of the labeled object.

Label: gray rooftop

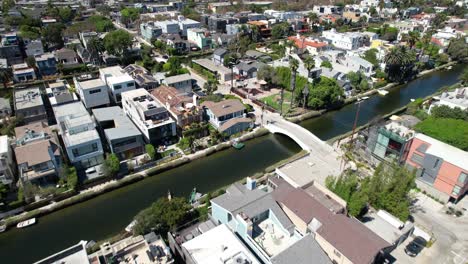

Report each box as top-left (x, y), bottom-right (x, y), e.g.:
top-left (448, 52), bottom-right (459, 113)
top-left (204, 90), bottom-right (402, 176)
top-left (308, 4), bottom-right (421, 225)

top-left (92, 106), bottom-right (142, 140)
top-left (211, 182), bottom-right (294, 234)
top-left (15, 87), bottom-right (44, 110)
top-left (164, 73), bottom-right (193, 85)
top-left (53, 101), bottom-right (88, 120)
top-left (78, 78), bottom-right (107, 90)
top-left (271, 235), bottom-right (332, 264)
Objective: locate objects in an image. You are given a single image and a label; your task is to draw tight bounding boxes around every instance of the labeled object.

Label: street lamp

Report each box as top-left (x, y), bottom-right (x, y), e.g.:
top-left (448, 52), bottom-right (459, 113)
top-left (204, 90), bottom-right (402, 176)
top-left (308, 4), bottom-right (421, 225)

top-left (228, 61), bottom-right (236, 94)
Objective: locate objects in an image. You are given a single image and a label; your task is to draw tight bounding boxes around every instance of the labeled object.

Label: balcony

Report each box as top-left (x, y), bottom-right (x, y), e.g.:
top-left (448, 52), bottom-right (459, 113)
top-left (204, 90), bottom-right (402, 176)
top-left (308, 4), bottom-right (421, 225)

top-left (22, 168), bottom-right (56, 181)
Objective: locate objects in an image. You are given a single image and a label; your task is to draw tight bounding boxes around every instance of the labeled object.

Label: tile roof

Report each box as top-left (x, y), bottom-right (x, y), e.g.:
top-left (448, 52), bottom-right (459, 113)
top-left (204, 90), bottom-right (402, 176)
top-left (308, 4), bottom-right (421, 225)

top-left (218, 117), bottom-right (252, 132)
top-left (15, 140), bottom-right (57, 166)
top-left (288, 36), bottom-right (328, 49)
top-left (201, 99), bottom-right (245, 117)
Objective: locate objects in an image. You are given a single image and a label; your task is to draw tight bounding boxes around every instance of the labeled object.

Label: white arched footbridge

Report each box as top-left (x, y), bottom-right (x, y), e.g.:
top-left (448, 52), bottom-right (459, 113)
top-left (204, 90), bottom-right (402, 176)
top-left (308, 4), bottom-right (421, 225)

top-left (264, 112), bottom-right (344, 187)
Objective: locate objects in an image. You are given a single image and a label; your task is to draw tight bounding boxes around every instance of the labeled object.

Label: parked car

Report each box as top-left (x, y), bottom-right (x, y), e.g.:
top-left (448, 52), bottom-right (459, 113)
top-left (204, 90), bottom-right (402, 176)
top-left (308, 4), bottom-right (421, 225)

top-left (405, 236), bottom-right (427, 257)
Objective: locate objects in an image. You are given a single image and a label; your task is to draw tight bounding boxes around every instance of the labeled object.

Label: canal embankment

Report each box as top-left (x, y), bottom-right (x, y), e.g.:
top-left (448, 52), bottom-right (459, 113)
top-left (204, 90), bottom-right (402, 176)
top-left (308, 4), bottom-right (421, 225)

top-left (287, 62), bottom-right (458, 124)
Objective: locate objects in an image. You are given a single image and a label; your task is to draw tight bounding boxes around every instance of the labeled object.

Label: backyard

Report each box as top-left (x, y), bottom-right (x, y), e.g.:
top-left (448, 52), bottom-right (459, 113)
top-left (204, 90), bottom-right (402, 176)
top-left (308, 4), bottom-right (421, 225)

top-left (260, 91), bottom-right (293, 113)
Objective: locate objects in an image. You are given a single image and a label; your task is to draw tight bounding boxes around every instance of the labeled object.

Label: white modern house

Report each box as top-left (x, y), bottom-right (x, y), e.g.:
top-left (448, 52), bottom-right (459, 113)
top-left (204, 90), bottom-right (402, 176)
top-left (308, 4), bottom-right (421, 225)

top-left (154, 20), bottom-right (180, 34)
top-left (0, 135), bottom-right (14, 186)
top-left (53, 102), bottom-right (104, 169)
top-left (121, 89), bottom-right (176, 145)
top-left (322, 29), bottom-right (364, 50)
top-left (178, 17), bottom-right (202, 37)
top-left (99, 66), bottom-right (136, 103)
top-left (74, 76), bottom-right (110, 110)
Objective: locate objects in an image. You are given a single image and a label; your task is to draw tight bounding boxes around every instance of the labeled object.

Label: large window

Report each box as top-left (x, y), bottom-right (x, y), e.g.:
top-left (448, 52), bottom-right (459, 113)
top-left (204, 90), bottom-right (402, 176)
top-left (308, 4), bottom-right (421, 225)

top-left (72, 143), bottom-right (98, 158)
top-left (458, 172), bottom-right (467, 185)
top-left (89, 89), bottom-right (101, 94)
top-left (452, 186), bottom-right (461, 196)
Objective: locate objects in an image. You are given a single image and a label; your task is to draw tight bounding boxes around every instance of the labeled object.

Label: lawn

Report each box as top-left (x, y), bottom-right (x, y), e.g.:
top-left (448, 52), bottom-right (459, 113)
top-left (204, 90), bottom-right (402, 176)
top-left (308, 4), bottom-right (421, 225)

top-left (414, 117), bottom-right (468, 150)
top-left (260, 91), bottom-right (292, 113)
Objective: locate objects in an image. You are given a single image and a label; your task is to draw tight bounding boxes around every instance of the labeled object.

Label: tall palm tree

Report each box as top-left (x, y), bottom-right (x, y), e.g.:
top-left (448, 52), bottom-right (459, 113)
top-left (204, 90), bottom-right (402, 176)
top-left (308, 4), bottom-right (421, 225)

top-left (384, 45), bottom-right (415, 83)
top-left (289, 56), bottom-right (299, 109)
top-left (303, 55), bottom-right (315, 79)
top-left (87, 36), bottom-right (104, 65)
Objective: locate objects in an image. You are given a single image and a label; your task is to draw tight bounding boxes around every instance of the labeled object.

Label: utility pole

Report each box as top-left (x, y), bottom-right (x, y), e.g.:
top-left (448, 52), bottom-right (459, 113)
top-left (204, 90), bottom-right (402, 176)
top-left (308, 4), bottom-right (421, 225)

top-left (350, 101), bottom-right (361, 149)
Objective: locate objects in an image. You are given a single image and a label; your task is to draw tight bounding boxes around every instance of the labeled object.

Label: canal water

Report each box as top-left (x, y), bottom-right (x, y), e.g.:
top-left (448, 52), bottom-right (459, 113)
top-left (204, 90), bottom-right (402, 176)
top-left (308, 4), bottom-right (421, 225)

top-left (0, 64), bottom-right (464, 263)
top-left (302, 64), bottom-right (465, 140)
top-left (0, 134), bottom-right (301, 264)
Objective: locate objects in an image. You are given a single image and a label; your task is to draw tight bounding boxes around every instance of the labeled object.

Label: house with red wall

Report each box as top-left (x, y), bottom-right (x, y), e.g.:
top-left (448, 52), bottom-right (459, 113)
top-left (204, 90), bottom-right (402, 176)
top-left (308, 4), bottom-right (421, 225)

top-left (404, 133), bottom-right (468, 202)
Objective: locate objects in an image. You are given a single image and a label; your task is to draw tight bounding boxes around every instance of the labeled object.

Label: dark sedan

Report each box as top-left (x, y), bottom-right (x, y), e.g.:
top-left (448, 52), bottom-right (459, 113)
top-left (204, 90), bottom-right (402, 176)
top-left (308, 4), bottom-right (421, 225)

top-left (405, 236), bottom-right (427, 257)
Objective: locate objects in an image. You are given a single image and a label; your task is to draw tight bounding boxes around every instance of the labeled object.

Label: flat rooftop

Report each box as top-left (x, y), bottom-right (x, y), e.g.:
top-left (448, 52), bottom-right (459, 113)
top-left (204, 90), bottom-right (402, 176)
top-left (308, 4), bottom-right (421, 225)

top-left (78, 78), bottom-right (107, 90)
top-left (34, 241), bottom-right (90, 264)
top-left (15, 88), bottom-right (44, 110)
top-left (192, 58), bottom-right (231, 74)
top-left (253, 218), bottom-right (297, 257)
top-left (93, 106), bottom-right (142, 140)
top-left (182, 224), bottom-right (261, 264)
top-left (276, 153), bottom-right (343, 188)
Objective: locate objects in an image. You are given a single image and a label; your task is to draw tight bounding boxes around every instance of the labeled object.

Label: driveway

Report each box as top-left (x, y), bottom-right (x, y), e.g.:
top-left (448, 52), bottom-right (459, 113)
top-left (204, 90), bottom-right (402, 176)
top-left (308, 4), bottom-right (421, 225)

top-left (409, 193), bottom-right (468, 264)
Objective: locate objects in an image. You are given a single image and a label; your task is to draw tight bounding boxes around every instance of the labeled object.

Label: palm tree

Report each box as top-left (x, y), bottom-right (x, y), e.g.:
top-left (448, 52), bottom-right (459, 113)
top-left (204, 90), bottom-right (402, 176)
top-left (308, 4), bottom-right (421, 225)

top-left (384, 45), bottom-right (415, 83)
top-left (87, 36), bottom-right (104, 65)
top-left (303, 55), bottom-right (315, 79)
top-left (407, 31), bottom-right (420, 48)
top-left (289, 56), bottom-right (299, 109)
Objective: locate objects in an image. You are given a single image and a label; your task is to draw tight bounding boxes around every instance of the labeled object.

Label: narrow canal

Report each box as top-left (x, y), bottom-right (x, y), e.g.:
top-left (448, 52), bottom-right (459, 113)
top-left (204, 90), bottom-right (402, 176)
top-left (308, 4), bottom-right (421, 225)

top-left (0, 64), bottom-right (464, 263)
top-left (302, 64), bottom-right (465, 140)
top-left (0, 134), bottom-right (301, 264)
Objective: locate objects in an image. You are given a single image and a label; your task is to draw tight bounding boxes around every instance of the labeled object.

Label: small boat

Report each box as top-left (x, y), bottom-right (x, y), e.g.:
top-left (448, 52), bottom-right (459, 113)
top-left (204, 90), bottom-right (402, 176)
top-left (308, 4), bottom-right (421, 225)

top-left (16, 218), bottom-right (36, 229)
top-left (0, 222), bottom-right (6, 233)
top-left (447, 66), bottom-right (452, 70)
top-left (361, 96), bottom-right (370, 100)
top-left (125, 220), bottom-right (137, 232)
top-left (410, 98), bottom-right (415, 102)
top-left (232, 139), bottom-right (245, 150)
top-left (377, 90), bottom-right (389, 96)
top-left (355, 96), bottom-right (370, 104)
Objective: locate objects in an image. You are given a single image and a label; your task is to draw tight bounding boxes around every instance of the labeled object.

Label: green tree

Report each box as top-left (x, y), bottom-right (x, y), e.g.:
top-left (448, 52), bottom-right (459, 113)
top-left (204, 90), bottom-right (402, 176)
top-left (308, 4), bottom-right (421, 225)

top-left (19, 25), bottom-right (41, 39)
top-left (87, 36), bottom-right (105, 65)
top-left (271, 22), bottom-right (290, 39)
top-left (320, 60), bottom-right (332, 69)
top-left (120, 7), bottom-right (140, 27)
top-left (384, 45), bottom-right (416, 83)
top-left (58, 7), bottom-right (74, 23)
top-left (432, 13), bottom-right (447, 29)
top-left (103, 153), bottom-right (120, 177)
top-left (66, 166), bottom-right (78, 191)
top-left (362, 48), bottom-right (379, 67)
top-left (145, 144), bottom-right (156, 160)
top-left (430, 105), bottom-right (467, 121)
top-left (447, 37), bottom-right (468, 62)
top-left (0, 183), bottom-right (8, 203)
top-left (89, 15), bottom-right (115, 32)
top-left (42, 23), bottom-right (66, 48)
top-left (307, 77), bottom-right (344, 109)
top-left (103, 29), bottom-right (133, 57)
top-left (460, 68), bottom-right (468, 86)
top-left (2, 0), bottom-right (14, 14)
top-left (303, 55), bottom-right (316, 79)
top-left (288, 56), bottom-right (299, 109)
top-left (133, 197), bottom-right (191, 235)
top-left (204, 78), bottom-right (219, 95)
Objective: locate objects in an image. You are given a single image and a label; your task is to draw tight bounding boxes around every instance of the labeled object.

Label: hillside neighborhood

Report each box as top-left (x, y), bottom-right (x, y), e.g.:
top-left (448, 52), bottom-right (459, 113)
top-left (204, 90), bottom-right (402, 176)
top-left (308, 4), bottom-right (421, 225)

top-left (0, 0), bottom-right (467, 263)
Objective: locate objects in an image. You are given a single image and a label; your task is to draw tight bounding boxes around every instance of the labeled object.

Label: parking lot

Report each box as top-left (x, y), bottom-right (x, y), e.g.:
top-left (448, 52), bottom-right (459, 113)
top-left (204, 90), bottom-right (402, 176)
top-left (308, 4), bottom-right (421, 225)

top-left (386, 193), bottom-right (468, 264)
